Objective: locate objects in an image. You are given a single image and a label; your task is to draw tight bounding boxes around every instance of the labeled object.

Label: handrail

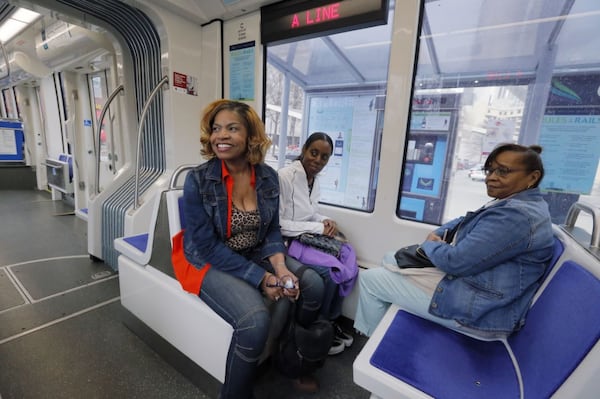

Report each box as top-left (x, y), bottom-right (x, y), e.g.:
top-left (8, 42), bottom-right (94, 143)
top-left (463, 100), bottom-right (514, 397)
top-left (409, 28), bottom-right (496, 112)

top-left (95, 84), bottom-right (124, 194)
top-left (0, 42), bottom-right (10, 80)
top-left (169, 164), bottom-right (196, 189)
top-left (133, 75), bottom-right (169, 210)
top-left (563, 201), bottom-right (600, 249)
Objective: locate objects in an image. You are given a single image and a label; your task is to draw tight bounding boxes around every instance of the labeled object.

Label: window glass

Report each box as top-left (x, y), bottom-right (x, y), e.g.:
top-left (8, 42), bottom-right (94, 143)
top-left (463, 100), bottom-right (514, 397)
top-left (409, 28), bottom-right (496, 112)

top-left (89, 73), bottom-right (110, 162)
top-left (265, 2), bottom-right (394, 211)
top-left (3, 88), bottom-right (17, 119)
top-left (400, 0), bottom-right (600, 240)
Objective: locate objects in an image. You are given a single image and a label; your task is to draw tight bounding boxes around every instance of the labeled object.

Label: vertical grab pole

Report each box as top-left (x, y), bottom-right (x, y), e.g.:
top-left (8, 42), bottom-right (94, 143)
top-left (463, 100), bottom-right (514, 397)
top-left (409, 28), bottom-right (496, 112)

top-left (95, 84), bottom-right (124, 194)
top-left (133, 76), bottom-right (169, 210)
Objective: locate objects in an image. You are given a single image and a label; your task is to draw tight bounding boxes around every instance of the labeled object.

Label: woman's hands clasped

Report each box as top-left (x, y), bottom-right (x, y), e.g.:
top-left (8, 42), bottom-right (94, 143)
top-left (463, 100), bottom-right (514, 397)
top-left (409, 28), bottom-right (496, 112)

top-left (322, 219), bottom-right (338, 237)
top-left (261, 264), bottom-right (300, 302)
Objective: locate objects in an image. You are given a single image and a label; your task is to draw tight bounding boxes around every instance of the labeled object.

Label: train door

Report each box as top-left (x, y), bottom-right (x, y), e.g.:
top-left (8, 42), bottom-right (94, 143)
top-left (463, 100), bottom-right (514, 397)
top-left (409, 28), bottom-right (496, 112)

top-left (35, 73), bottom-right (71, 200)
top-left (13, 84), bottom-right (46, 186)
top-left (88, 69), bottom-right (123, 194)
top-left (58, 59), bottom-right (123, 219)
top-left (59, 69), bottom-right (96, 214)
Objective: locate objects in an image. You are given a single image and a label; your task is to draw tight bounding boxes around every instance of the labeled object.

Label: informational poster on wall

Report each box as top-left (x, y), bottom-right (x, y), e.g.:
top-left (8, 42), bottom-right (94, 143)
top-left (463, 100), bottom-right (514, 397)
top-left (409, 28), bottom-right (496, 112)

top-left (538, 114), bottom-right (600, 194)
top-left (0, 129), bottom-right (17, 155)
top-left (229, 41), bottom-right (255, 101)
top-left (0, 120), bottom-right (24, 162)
top-left (306, 94), bottom-right (379, 209)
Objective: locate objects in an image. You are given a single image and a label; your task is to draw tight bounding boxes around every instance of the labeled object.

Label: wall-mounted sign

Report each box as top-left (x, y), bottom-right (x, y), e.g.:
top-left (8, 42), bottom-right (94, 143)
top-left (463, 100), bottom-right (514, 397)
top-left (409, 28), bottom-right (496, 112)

top-left (172, 72), bottom-right (197, 96)
top-left (229, 41), bottom-right (256, 101)
top-left (261, 0), bottom-right (388, 44)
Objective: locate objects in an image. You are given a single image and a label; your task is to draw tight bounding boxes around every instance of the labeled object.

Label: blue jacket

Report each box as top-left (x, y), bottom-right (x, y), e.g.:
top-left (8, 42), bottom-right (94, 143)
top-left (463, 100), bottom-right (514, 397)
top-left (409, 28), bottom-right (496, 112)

top-left (420, 188), bottom-right (554, 333)
top-left (182, 158), bottom-right (286, 288)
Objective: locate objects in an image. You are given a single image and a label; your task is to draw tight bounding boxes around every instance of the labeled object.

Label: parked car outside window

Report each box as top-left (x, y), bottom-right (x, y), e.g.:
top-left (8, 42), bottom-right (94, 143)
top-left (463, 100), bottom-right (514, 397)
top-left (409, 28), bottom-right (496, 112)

top-left (468, 164), bottom-right (486, 181)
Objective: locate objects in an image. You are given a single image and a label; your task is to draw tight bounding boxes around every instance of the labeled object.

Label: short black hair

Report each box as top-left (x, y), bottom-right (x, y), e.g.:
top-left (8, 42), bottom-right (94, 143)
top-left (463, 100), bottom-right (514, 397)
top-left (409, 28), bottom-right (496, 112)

top-left (484, 143), bottom-right (545, 187)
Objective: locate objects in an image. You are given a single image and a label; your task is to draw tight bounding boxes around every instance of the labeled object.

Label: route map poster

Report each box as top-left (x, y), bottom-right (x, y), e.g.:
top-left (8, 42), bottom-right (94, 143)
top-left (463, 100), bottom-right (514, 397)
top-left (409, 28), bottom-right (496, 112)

top-left (307, 94), bottom-right (379, 209)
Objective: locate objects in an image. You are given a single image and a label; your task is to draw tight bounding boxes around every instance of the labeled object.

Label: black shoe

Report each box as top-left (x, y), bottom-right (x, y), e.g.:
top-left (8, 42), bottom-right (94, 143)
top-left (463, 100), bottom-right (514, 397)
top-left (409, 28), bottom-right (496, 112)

top-left (333, 321), bottom-right (354, 347)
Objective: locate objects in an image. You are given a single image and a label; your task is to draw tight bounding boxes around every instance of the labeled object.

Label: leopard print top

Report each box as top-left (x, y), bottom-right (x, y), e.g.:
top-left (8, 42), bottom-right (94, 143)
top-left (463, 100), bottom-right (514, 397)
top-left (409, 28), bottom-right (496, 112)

top-left (225, 205), bottom-right (260, 252)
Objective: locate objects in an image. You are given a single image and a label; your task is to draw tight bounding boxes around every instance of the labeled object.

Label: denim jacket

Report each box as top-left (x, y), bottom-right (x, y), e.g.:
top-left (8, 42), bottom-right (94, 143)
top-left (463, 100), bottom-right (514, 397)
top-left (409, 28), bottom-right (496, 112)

top-left (182, 158), bottom-right (286, 288)
top-left (420, 188), bottom-right (554, 333)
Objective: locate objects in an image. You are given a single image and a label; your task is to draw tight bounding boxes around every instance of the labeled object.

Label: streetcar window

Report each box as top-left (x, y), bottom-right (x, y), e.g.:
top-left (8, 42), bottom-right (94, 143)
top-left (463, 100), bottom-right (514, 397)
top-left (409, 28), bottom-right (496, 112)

top-left (264, 2), bottom-right (394, 212)
top-left (2, 88), bottom-right (18, 119)
top-left (399, 0), bottom-right (600, 232)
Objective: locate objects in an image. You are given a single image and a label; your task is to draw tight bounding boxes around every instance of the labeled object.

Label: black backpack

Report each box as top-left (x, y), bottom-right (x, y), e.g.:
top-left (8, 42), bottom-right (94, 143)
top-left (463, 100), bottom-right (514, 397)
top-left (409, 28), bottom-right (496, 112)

top-left (273, 268), bottom-right (334, 378)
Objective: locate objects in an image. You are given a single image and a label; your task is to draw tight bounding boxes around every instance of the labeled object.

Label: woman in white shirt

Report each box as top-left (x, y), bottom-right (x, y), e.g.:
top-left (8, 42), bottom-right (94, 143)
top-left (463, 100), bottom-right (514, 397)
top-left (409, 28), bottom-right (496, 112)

top-left (278, 132), bottom-right (354, 355)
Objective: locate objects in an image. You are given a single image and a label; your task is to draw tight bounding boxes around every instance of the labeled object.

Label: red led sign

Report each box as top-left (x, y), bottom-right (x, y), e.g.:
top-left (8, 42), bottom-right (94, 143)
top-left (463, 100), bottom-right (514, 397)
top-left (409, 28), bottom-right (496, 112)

top-left (261, 0), bottom-right (387, 45)
top-left (290, 3), bottom-right (341, 29)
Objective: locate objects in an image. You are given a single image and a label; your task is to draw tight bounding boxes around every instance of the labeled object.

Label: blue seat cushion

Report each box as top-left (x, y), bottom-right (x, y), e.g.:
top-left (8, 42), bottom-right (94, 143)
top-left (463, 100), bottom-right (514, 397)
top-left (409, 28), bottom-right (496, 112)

top-left (370, 310), bottom-right (519, 399)
top-left (370, 260), bottom-right (600, 399)
top-left (123, 233), bottom-right (149, 253)
top-left (509, 260), bottom-right (600, 398)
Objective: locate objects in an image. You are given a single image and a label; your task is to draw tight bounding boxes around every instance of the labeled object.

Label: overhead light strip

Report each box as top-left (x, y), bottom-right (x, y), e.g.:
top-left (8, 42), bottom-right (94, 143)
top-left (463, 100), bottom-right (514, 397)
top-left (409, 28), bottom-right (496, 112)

top-left (0, 8), bottom-right (40, 43)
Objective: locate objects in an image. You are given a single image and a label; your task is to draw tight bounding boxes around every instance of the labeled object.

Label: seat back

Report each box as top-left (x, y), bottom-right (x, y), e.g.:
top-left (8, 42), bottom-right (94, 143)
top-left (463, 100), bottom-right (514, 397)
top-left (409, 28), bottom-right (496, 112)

top-left (509, 260), bottom-right (600, 398)
top-left (541, 235), bottom-right (564, 282)
top-left (147, 189), bottom-right (184, 278)
top-left (166, 189), bottom-right (185, 239)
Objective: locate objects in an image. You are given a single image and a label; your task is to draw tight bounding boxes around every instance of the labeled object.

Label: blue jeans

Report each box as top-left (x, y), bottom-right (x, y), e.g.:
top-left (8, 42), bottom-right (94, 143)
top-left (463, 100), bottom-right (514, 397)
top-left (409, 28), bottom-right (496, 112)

top-left (200, 257), bottom-right (324, 399)
top-left (353, 251), bottom-right (459, 337)
top-left (301, 263), bottom-right (343, 321)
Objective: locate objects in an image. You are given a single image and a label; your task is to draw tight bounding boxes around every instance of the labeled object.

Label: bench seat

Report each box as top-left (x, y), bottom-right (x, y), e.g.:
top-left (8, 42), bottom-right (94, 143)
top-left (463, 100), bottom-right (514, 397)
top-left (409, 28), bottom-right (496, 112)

top-left (117, 185), bottom-right (291, 386)
top-left (354, 229), bottom-right (600, 399)
top-left (118, 255), bottom-right (233, 382)
top-left (116, 188), bottom-right (234, 383)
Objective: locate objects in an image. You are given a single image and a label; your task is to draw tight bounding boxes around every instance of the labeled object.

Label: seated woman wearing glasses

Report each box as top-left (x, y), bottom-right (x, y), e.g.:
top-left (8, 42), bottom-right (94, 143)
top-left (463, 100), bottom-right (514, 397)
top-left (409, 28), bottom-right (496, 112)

top-left (178, 100), bottom-right (325, 398)
top-left (354, 143), bottom-right (554, 338)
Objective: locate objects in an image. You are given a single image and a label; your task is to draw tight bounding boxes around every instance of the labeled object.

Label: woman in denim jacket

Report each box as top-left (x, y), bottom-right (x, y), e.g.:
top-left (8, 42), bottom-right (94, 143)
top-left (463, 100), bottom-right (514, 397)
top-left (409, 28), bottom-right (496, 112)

top-left (354, 144), bottom-right (554, 337)
top-left (180, 100), bottom-right (325, 398)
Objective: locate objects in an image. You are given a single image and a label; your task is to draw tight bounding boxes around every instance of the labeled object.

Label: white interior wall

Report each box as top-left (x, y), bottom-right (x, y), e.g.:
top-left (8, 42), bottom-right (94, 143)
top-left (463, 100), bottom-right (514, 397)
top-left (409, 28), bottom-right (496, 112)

top-left (140, 3), bottom-right (208, 171)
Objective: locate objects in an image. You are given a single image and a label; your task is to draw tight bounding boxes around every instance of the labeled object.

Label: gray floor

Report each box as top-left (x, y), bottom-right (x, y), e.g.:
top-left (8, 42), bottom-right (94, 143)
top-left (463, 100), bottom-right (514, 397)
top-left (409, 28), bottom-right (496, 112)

top-left (0, 189), bottom-right (369, 399)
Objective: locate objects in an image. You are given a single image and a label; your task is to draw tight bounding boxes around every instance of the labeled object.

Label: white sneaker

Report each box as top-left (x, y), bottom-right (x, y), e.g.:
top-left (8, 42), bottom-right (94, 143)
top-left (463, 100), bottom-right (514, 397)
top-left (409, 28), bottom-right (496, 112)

top-left (333, 322), bottom-right (354, 347)
top-left (328, 337), bottom-right (345, 355)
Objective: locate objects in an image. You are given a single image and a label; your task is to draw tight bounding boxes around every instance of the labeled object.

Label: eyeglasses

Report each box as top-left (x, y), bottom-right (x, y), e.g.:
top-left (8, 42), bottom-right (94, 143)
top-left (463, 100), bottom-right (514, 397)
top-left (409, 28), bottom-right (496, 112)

top-left (265, 274), bottom-right (298, 289)
top-left (483, 166), bottom-right (527, 178)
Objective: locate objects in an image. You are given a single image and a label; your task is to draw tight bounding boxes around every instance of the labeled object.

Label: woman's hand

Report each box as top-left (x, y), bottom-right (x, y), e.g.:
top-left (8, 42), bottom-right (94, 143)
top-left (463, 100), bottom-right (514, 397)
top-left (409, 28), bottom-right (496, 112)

top-left (272, 263), bottom-right (300, 300)
top-left (426, 231), bottom-right (444, 242)
top-left (323, 219), bottom-right (338, 236)
top-left (261, 272), bottom-right (283, 301)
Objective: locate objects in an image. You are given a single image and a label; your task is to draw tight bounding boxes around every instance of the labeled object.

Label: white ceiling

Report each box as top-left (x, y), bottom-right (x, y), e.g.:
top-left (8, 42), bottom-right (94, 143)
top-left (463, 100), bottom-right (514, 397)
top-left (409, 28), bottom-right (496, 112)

top-left (140, 0), bottom-right (280, 25)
